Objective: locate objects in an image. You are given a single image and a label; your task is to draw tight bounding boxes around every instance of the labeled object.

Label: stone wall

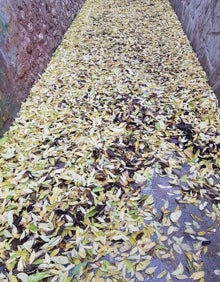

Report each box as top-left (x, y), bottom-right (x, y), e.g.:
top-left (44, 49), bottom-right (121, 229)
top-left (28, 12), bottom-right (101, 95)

top-left (170, 0), bottom-right (220, 102)
top-left (0, 0), bottom-right (84, 134)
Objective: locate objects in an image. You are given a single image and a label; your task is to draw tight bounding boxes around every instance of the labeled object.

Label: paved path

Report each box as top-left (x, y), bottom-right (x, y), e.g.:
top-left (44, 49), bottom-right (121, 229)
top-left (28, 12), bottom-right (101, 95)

top-left (0, 0), bottom-right (219, 281)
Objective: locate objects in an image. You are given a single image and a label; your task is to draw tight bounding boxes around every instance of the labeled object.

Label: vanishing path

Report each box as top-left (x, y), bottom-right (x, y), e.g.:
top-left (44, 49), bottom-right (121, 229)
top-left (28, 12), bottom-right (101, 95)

top-left (0, 0), bottom-right (219, 281)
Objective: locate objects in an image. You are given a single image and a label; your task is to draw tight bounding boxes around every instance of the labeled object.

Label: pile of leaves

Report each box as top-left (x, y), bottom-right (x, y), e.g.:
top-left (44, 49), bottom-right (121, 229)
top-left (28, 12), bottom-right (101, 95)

top-left (0, 0), bottom-right (219, 281)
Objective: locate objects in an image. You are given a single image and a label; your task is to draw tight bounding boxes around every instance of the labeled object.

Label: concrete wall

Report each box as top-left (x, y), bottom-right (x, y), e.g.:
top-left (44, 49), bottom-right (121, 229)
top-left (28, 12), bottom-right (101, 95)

top-left (170, 0), bottom-right (220, 102)
top-left (0, 0), bottom-right (84, 134)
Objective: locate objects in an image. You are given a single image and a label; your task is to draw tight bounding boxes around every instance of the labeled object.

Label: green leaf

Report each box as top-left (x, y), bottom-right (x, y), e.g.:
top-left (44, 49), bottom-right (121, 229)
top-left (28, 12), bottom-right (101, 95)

top-left (101, 260), bottom-right (112, 269)
top-left (93, 186), bottom-right (104, 192)
top-left (28, 272), bottom-right (51, 282)
top-left (33, 259), bottom-right (44, 265)
top-left (85, 206), bottom-right (98, 218)
top-left (30, 223), bottom-right (38, 233)
top-left (70, 262), bottom-right (87, 277)
top-left (155, 122), bottom-right (160, 130)
top-left (0, 136), bottom-right (8, 145)
top-left (138, 195), bottom-right (148, 203)
top-left (6, 205), bottom-right (18, 211)
top-left (215, 158), bottom-right (220, 168)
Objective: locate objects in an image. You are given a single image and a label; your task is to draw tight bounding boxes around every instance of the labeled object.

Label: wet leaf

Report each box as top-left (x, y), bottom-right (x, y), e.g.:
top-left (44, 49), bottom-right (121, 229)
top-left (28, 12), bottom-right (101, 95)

top-left (28, 272), bottom-right (51, 282)
top-left (172, 262), bottom-right (184, 276)
top-left (190, 271), bottom-right (205, 280)
top-left (85, 207), bottom-right (99, 218)
top-left (30, 224), bottom-right (38, 233)
top-left (70, 262), bottom-right (87, 277)
top-left (0, 0), bottom-right (219, 280)
top-left (157, 270), bottom-right (167, 278)
top-left (214, 269), bottom-right (220, 276)
top-left (51, 256), bottom-right (69, 265)
top-left (145, 266), bottom-right (157, 275)
top-left (170, 210), bottom-right (182, 223)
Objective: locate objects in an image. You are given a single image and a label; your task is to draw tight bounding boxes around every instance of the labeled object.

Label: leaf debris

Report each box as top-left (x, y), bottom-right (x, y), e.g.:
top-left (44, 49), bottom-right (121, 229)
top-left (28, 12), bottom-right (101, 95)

top-left (0, 0), bottom-right (219, 280)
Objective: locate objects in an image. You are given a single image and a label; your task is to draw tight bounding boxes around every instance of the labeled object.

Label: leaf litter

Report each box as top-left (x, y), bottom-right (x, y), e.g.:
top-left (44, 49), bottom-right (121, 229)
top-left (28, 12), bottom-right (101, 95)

top-left (0, 0), bottom-right (219, 281)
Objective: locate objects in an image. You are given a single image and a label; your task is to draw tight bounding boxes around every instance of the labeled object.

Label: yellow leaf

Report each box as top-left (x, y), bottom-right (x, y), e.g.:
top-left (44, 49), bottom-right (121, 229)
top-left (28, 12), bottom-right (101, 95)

top-left (157, 270), bottom-right (167, 278)
top-left (8, 275), bottom-right (18, 282)
top-left (136, 260), bottom-right (151, 271)
top-left (190, 271), bottom-right (205, 280)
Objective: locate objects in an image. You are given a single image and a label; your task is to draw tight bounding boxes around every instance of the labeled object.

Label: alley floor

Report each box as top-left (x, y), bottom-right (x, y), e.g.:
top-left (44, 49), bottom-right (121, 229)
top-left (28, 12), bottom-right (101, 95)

top-left (0, 0), bottom-right (219, 281)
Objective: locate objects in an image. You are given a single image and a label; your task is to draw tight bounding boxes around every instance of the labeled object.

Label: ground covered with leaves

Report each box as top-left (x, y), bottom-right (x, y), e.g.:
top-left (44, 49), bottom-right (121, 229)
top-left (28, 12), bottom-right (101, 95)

top-left (0, 0), bottom-right (219, 281)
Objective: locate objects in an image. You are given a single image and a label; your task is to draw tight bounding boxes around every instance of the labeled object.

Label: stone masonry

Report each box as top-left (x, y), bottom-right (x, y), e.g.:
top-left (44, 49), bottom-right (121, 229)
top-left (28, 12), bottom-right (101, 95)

top-left (0, 0), bottom-right (84, 134)
top-left (170, 0), bottom-right (220, 102)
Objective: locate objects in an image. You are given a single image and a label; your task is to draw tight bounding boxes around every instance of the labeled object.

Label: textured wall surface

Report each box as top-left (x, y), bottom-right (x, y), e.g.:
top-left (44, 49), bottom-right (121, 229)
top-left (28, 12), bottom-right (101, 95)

top-left (170, 0), bottom-right (220, 102)
top-left (0, 0), bottom-right (84, 134)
